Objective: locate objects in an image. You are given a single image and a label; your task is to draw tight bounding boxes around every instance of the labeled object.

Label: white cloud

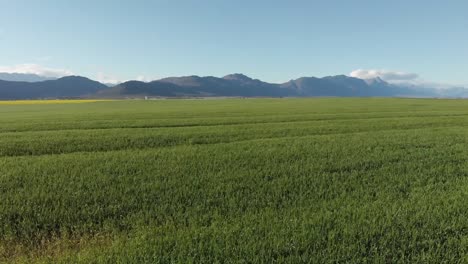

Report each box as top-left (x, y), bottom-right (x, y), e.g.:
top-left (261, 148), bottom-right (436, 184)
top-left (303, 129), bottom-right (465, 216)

top-left (0, 64), bottom-right (73, 78)
top-left (135, 75), bottom-right (154, 82)
top-left (350, 69), bottom-right (419, 82)
top-left (95, 73), bottom-right (156, 84)
top-left (350, 68), bottom-right (467, 90)
top-left (95, 72), bottom-right (123, 84)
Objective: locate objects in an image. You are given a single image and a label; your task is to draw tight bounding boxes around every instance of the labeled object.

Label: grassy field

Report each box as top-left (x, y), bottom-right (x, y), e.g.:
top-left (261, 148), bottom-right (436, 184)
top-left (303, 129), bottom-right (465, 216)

top-left (0, 98), bottom-right (467, 263)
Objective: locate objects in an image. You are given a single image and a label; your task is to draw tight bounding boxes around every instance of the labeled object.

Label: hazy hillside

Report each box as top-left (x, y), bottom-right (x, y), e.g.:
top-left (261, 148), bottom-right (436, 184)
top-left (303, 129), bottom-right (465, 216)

top-left (99, 74), bottom-right (413, 98)
top-left (0, 76), bottom-right (108, 99)
top-left (102, 74), bottom-right (291, 97)
top-left (1, 73), bottom-right (467, 99)
top-left (0, 72), bottom-right (54, 82)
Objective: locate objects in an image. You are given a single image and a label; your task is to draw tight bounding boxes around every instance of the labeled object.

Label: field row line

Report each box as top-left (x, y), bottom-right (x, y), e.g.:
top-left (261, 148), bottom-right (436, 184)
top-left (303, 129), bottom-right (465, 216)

top-left (2, 125), bottom-right (466, 159)
top-left (2, 112), bottom-right (468, 135)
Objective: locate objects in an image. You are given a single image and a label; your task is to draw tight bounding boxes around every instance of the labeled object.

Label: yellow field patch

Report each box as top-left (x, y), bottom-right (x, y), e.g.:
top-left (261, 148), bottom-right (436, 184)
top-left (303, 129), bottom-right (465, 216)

top-left (0, 100), bottom-right (114, 105)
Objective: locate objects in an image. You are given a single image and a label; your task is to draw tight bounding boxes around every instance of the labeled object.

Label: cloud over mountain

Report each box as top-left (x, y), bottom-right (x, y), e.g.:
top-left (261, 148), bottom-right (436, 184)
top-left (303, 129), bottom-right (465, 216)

top-left (350, 69), bottom-right (419, 82)
top-left (0, 64), bottom-right (73, 78)
top-left (95, 72), bottom-right (157, 85)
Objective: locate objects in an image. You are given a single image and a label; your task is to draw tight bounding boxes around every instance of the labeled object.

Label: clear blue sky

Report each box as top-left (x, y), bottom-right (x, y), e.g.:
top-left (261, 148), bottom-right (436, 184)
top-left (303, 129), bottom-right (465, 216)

top-left (0, 0), bottom-right (467, 84)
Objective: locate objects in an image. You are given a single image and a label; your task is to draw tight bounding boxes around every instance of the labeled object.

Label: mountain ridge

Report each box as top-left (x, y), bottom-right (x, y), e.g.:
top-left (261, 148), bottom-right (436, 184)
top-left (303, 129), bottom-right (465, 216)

top-left (0, 76), bottom-right (108, 99)
top-left (0, 73), bottom-right (467, 99)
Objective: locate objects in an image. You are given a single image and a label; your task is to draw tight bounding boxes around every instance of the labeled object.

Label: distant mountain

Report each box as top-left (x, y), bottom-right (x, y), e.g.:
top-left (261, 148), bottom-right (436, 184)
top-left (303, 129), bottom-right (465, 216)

top-left (223, 73), bottom-right (255, 82)
top-left (282, 75), bottom-right (363, 96)
top-left (435, 87), bottom-right (468, 98)
top-left (97, 80), bottom-right (187, 97)
top-left (381, 81), bottom-right (468, 98)
top-left (279, 75), bottom-right (414, 97)
top-left (0, 72), bottom-right (55, 82)
top-left (0, 76), bottom-right (108, 99)
top-left (85, 74), bottom-right (468, 99)
top-left (100, 74), bottom-right (291, 97)
top-left (1, 73), bottom-right (467, 99)
top-left (363, 77), bottom-right (386, 86)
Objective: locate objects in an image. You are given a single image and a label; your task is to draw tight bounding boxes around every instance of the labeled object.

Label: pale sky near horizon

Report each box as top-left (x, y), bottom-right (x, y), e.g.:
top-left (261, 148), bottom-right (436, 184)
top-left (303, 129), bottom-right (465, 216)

top-left (0, 0), bottom-right (467, 85)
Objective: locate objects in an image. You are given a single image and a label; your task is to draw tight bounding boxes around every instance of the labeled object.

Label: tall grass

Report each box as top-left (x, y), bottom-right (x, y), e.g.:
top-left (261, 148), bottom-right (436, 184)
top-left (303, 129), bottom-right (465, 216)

top-left (0, 98), bottom-right (467, 263)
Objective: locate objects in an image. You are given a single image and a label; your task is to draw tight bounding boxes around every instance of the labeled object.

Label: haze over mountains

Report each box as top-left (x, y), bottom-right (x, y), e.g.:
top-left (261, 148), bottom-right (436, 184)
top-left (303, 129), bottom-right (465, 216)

top-left (0, 72), bottom-right (55, 82)
top-left (0, 72), bottom-right (467, 99)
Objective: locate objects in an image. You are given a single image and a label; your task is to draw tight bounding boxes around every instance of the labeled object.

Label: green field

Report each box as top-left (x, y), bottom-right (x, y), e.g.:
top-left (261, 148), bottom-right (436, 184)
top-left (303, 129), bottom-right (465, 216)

top-left (0, 98), bottom-right (467, 263)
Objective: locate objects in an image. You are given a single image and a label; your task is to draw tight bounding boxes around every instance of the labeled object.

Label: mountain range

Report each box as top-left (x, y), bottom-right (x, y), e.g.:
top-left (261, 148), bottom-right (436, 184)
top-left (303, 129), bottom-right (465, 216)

top-left (0, 76), bottom-right (107, 99)
top-left (0, 72), bottom-right (467, 99)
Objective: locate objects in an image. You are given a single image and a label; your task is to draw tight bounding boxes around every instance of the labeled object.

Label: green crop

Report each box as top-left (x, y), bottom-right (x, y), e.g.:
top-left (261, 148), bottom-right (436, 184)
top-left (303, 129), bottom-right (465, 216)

top-left (0, 98), bottom-right (467, 263)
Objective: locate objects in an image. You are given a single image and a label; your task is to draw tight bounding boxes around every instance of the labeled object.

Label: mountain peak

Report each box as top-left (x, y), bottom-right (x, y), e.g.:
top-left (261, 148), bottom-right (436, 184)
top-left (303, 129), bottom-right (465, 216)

top-left (323, 75), bottom-right (354, 80)
top-left (364, 77), bottom-right (387, 85)
top-left (57, 75), bottom-right (91, 81)
top-left (223, 73), bottom-right (254, 82)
